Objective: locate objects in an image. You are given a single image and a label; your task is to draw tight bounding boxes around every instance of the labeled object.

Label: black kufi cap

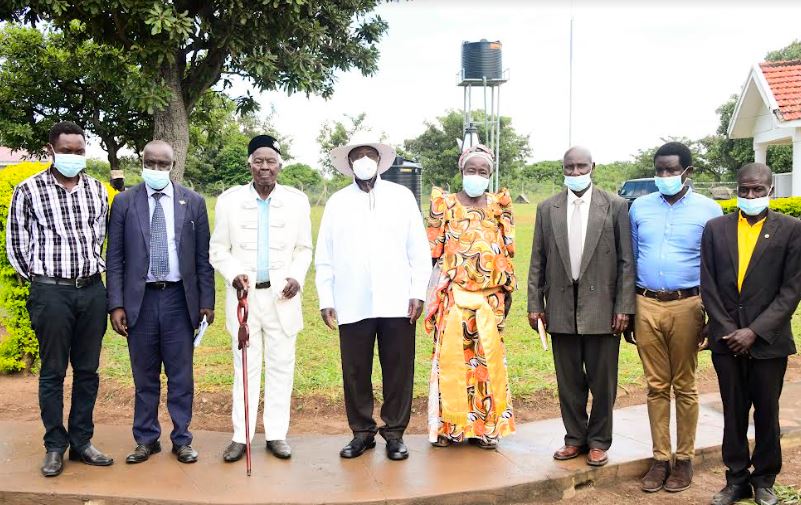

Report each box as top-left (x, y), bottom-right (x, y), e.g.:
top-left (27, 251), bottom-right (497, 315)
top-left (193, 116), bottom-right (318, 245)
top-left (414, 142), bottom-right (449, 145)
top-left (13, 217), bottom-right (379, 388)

top-left (248, 134), bottom-right (281, 156)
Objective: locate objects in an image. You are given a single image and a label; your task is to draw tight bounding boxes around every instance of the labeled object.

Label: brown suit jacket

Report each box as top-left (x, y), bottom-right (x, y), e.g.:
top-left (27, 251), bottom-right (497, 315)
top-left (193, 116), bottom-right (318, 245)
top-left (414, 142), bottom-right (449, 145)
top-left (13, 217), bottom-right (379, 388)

top-left (700, 210), bottom-right (801, 359)
top-left (527, 187), bottom-right (636, 335)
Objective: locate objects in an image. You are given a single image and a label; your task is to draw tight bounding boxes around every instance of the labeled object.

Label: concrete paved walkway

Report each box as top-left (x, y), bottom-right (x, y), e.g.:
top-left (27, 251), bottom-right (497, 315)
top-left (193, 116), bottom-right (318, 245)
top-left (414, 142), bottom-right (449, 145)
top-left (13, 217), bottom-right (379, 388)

top-left (2, 384), bottom-right (801, 505)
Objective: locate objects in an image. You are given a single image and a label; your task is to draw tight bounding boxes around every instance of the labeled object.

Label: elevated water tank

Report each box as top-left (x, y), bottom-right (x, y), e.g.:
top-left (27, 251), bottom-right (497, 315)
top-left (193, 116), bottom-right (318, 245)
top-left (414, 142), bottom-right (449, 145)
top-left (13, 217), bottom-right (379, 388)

top-left (383, 157), bottom-right (423, 209)
top-left (461, 40), bottom-right (503, 81)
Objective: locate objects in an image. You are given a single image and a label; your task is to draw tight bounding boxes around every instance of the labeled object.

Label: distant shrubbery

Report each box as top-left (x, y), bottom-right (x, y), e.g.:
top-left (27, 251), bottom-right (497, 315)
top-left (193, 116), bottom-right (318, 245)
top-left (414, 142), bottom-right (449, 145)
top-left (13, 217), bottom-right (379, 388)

top-left (719, 197), bottom-right (801, 218)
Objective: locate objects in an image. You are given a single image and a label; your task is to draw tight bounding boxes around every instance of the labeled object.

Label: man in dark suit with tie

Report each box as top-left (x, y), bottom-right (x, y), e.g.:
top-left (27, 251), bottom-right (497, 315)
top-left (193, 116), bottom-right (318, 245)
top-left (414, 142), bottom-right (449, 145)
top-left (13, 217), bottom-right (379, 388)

top-left (106, 140), bottom-right (215, 465)
top-left (701, 162), bottom-right (801, 505)
top-left (528, 146), bottom-right (636, 467)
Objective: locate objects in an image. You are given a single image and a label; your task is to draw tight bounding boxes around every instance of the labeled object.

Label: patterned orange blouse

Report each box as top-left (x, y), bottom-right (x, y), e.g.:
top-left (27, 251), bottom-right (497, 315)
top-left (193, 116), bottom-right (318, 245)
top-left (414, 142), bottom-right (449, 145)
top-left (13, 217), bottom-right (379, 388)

top-left (427, 187), bottom-right (516, 292)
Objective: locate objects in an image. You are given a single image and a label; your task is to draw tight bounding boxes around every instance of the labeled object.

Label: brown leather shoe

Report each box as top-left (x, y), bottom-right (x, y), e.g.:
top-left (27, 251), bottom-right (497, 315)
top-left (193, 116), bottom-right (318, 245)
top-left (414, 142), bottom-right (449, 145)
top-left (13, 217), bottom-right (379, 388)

top-left (586, 448), bottom-right (608, 466)
top-left (664, 458), bottom-right (693, 492)
top-left (640, 459), bottom-right (670, 492)
top-left (553, 445), bottom-right (585, 460)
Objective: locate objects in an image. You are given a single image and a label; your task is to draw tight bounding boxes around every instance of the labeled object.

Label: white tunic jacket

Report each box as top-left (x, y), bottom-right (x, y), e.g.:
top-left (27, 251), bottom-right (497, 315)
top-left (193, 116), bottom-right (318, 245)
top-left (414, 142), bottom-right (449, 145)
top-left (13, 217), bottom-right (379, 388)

top-left (210, 183), bottom-right (312, 336)
top-left (315, 178), bottom-right (432, 325)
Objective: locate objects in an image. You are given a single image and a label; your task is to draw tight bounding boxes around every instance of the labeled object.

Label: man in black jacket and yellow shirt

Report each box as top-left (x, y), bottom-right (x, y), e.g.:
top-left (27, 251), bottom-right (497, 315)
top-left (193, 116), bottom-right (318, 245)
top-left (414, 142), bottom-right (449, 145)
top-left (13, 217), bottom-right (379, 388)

top-left (701, 162), bottom-right (801, 505)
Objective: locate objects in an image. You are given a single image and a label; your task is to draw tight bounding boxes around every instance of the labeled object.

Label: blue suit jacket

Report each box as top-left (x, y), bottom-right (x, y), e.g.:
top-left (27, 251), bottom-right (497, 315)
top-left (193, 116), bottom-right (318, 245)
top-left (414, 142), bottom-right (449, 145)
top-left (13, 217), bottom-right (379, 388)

top-left (106, 182), bottom-right (215, 329)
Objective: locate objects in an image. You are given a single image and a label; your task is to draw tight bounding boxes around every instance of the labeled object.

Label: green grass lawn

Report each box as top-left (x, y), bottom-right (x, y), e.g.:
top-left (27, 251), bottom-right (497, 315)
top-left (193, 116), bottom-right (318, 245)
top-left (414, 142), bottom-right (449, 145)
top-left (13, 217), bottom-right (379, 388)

top-left (100, 196), bottom-right (801, 401)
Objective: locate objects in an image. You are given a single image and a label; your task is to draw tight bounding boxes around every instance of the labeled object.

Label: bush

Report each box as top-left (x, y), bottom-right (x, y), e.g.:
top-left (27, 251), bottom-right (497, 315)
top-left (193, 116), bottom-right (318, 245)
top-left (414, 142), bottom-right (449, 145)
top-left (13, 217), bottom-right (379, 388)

top-left (719, 197), bottom-right (801, 218)
top-left (0, 162), bottom-right (117, 373)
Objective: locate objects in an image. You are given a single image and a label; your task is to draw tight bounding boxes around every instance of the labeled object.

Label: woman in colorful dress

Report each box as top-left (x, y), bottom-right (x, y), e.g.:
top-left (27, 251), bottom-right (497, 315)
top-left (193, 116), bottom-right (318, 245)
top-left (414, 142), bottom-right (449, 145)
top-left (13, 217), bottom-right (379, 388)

top-left (425, 144), bottom-right (517, 450)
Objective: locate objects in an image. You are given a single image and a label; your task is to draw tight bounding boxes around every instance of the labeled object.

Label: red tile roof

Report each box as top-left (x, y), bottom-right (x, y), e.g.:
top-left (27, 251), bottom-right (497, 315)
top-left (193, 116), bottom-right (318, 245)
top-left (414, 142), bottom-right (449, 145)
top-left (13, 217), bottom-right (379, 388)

top-left (760, 60), bottom-right (801, 121)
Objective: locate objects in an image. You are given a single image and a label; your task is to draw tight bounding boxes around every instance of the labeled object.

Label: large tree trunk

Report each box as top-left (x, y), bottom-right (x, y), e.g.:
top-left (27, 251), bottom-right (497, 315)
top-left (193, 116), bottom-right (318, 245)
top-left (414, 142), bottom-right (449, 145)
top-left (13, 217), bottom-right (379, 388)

top-left (153, 59), bottom-right (190, 181)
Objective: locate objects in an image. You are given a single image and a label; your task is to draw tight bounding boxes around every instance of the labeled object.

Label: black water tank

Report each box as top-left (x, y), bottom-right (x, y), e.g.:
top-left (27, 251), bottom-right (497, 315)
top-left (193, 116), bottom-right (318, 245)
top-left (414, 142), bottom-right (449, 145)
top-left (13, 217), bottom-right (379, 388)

top-left (383, 157), bottom-right (423, 209)
top-left (462, 40), bottom-right (502, 80)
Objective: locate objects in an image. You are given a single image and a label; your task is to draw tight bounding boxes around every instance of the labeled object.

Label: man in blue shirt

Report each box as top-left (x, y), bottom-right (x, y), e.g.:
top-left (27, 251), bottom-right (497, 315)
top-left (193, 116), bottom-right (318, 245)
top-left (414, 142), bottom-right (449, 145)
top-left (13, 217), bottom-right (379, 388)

top-left (629, 142), bottom-right (722, 494)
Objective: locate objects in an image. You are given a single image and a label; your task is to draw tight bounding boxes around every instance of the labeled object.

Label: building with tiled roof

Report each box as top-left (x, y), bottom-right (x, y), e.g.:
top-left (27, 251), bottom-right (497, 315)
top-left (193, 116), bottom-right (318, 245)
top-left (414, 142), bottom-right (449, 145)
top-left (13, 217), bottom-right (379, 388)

top-left (728, 60), bottom-right (801, 196)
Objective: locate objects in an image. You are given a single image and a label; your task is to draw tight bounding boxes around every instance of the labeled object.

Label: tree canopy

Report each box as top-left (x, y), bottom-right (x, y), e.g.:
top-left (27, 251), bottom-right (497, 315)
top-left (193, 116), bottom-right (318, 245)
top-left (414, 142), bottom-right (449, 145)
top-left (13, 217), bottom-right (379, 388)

top-left (1, 0), bottom-right (389, 179)
top-left (404, 109), bottom-right (531, 190)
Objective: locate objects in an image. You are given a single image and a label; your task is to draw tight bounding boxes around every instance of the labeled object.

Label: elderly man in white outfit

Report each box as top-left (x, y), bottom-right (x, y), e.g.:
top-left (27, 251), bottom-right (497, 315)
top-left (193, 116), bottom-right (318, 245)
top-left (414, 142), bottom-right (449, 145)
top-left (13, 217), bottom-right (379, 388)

top-left (210, 134), bottom-right (312, 461)
top-left (316, 136), bottom-right (431, 462)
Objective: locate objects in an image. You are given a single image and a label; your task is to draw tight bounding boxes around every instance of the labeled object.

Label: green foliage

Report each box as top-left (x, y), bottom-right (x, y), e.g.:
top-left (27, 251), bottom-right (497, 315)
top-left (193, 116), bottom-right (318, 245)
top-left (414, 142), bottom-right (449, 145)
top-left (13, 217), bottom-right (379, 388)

top-left (0, 24), bottom-right (154, 173)
top-left (765, 39), bottom-right (801, 61)
top-left (2, 0), bottom-right (390, 179)
top-left (404, 109), bottom-right (531, 190)
top-left (0, 162), bottom-right (49, 372)
top-left (719, 197), bottom-right (801, 217)
top-left (279, 163), bottom-right (323, 191)
top-left (0, 162), bottom-right (118, 373)
top-left (184, 92), bottom-right (292, 193)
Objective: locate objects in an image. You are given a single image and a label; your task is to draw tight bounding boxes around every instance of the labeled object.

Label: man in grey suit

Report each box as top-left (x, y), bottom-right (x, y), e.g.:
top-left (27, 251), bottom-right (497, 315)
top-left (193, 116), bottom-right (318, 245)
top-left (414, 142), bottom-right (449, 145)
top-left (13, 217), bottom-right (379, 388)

top-left (528, 146), bottom-right (636, 467)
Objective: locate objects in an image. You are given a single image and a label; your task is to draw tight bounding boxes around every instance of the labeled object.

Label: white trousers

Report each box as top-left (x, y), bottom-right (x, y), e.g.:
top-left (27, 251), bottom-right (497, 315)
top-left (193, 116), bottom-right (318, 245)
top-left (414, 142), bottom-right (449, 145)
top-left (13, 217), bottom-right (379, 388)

top-left (229, 287), bottom-right (297, 443)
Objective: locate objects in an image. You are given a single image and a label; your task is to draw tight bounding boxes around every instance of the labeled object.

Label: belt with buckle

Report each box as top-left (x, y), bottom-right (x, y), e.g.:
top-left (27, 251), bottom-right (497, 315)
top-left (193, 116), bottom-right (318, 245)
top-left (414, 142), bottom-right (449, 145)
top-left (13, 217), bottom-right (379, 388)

top-left (31, 273), bottom-right (100, 289)
top-left (636, 286), bottom-right (700, 302)
top-left (255, 281), bottom-right (271, 289)
top-left (146, 281), bottom-right (182, 290)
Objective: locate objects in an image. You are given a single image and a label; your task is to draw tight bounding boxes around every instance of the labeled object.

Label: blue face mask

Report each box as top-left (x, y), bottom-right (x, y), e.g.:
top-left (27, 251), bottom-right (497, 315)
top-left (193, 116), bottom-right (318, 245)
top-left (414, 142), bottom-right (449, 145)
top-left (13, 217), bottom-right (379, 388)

top-left (737, 195), bottom-right (770, 216)
top-left (654, 168), bottom-right (688, 196)
top-left (52, 153), bottom-right (86, 178)
top-left (142, 167), bottom-right (171, 191)
top-left (564, 172), bottom-right (592, 192)
top-left (463, 174), bottom-right (490, 197)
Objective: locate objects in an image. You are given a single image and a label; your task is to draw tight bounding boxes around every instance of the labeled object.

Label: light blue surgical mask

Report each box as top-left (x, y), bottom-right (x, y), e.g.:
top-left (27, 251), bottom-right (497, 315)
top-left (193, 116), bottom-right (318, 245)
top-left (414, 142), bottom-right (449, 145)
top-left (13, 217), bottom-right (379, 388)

top-left (654, 168), bottom-right (688, 196)
top-left (463, 174), bottom-right (490, 197)
top-left (142, 167), bottom-right (171, 191)
top-left (564, 172), bottom-right (592, 193)
top-left (52, 153), bottom-right (86, 178)
top-left (737, 195), bottom-right (770, 216)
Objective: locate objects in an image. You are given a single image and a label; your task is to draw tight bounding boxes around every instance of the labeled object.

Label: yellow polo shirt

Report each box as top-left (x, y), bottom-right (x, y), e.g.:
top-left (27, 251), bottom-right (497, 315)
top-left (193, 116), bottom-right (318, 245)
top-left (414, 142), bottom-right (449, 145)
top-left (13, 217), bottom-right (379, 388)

top-left (737, 212), bottom-right (766, 292)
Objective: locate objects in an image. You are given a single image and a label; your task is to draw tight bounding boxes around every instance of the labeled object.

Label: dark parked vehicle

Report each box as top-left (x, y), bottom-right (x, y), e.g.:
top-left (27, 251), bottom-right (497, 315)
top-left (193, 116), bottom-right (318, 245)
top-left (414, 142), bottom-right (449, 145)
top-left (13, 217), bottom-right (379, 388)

top-left (618, 178), bottom-right (658, 207)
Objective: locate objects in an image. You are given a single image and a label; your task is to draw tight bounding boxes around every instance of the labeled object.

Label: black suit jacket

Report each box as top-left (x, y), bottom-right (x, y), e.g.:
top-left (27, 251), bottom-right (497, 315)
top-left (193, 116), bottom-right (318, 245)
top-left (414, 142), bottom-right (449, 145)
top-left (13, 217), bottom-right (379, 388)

top-left (700, 210), bottom-right (801, 359)
top-left (106, 182), bottom-right (215, 329)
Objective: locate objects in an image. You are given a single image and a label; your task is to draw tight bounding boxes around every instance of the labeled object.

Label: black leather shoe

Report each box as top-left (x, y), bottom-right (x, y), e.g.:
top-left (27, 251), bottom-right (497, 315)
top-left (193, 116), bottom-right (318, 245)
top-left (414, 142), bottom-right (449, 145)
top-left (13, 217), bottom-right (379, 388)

top-left (754, 487), bottom-right (779, 505)
top-left (711, 484), bottom-right (753, 505)
top-left (223, 441), bottom-right (246, 462)
top-left (386, 438), bottom-right (409, 461)
top-left (125, 441), bottom-right (161, 464)
top-left (266, 440), bottom-right (292, 459)
top-left (172, 444), bottom-right (198, 464)
top-left (41, 451), bottom-right (63, 477)
top-left (339, 437), bottom-right (376, 459)
top-left (68, 444), bottom-right (114, 466)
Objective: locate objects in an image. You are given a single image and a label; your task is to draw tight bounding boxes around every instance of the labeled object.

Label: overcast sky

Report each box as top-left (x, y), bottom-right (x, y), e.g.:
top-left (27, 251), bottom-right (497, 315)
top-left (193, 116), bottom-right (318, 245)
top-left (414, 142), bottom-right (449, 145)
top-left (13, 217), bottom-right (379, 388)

top-left (88, 1), bottom-right (801, 167)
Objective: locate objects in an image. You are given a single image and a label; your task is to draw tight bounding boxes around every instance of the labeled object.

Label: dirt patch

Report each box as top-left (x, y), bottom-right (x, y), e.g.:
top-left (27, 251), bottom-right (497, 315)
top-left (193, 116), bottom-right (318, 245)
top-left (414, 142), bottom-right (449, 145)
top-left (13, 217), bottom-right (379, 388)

top-left (2, 354), bottom-right (800, 439)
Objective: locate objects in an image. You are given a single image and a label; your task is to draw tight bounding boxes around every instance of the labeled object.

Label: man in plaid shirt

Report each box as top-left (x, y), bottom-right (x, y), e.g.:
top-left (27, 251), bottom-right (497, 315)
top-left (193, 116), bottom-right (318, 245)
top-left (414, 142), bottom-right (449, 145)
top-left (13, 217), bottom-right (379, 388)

top-left (6, 121), bottom-right (113, 477)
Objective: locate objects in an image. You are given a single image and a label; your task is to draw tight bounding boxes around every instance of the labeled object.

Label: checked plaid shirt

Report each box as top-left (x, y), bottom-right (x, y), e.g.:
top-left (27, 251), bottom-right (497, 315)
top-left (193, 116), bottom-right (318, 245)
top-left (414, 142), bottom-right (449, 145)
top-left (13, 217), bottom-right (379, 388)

top-left (6, 168), bottom-right (108, 280)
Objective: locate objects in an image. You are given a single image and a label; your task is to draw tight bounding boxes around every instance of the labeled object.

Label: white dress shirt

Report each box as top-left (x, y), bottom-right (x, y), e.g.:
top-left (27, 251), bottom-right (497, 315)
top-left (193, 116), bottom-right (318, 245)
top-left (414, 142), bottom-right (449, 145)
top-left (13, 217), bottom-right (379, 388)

top-left (315, 177), bottom-right (432, 325)
top-left (566, 184), bottom-right (592, 252)
top-left (146, 182), bottom-right (181, 282)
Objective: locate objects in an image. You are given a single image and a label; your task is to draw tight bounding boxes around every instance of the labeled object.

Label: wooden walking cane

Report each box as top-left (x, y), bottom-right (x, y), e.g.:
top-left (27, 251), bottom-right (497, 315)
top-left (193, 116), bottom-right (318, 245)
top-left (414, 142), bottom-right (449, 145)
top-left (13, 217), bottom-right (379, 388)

top-left (237, 288), bottom-right (252, 477)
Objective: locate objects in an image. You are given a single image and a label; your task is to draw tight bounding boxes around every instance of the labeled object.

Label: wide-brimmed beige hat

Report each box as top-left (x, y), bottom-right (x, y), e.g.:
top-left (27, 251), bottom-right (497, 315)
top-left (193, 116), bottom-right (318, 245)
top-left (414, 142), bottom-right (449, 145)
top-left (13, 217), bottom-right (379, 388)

top-left (329, 133), bottom-right (396, 177)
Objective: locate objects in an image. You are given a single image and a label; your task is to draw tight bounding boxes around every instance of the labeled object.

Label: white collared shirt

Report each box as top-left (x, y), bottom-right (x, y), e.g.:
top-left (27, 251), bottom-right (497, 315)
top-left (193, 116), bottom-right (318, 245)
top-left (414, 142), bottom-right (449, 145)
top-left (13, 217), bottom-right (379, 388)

top-left (315, 177), bottom-right (432, 325)
top-left (566, 184), bottom-right (592, 252)
top-left (146, 182), bottom-right (181, 282)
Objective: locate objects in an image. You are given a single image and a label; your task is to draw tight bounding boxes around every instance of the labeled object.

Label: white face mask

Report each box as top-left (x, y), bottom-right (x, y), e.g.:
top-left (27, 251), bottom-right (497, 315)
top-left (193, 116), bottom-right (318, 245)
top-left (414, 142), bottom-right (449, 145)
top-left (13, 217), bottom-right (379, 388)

top-left (352, 156), bottom-right (378, 181)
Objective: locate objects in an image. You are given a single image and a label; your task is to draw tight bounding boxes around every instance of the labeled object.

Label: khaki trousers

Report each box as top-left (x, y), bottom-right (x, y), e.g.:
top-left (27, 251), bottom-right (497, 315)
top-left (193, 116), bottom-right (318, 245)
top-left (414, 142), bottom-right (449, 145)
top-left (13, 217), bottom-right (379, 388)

top-left (635, 294), bottom-right (704, 461)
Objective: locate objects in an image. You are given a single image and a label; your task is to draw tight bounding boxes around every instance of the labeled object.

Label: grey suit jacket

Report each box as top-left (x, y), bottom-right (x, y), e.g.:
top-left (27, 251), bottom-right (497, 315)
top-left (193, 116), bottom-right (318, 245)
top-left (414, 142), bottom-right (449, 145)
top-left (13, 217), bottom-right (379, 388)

top-left (527, 187), bottom-right (636, 335)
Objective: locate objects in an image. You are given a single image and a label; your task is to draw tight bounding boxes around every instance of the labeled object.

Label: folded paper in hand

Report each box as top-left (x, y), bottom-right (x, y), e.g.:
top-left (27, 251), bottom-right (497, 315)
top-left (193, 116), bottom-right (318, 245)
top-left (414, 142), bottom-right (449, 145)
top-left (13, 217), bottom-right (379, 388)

top-left (193, 315), bottom-right (209, 348)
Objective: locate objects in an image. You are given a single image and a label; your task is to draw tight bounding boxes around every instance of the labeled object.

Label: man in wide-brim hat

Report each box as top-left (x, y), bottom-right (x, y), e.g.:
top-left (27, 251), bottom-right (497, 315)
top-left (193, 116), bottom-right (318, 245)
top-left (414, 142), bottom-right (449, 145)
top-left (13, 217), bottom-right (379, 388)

top-left (315, 135), bottom-right (431, 461)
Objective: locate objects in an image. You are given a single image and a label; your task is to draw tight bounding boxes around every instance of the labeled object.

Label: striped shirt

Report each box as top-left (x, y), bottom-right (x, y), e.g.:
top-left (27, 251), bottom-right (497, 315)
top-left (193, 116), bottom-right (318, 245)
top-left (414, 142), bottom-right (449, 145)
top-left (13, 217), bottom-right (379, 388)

top-left (6, 169), bottom-right (108, 279)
